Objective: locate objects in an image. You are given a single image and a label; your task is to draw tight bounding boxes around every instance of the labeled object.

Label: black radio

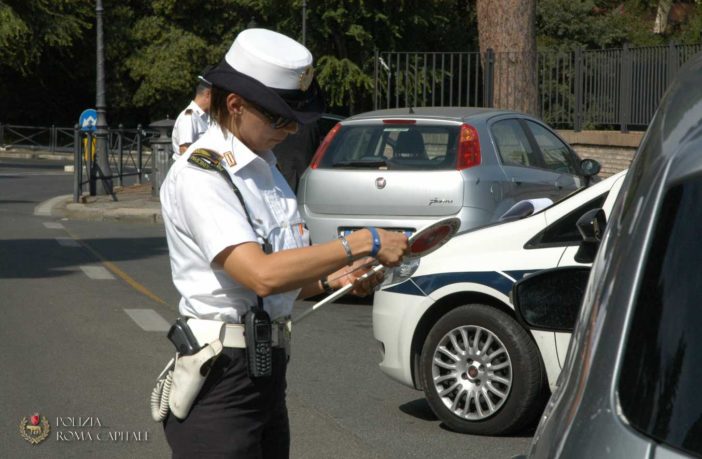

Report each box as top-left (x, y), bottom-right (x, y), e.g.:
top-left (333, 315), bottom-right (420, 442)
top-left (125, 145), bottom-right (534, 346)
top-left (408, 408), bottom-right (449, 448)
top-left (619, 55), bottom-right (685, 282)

top-left (244, 306), bottom-right (273, 378)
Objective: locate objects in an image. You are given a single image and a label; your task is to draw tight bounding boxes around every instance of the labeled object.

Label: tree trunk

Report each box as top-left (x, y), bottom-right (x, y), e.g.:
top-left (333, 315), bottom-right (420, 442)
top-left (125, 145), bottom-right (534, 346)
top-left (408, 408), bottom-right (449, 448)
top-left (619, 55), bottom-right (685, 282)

top-left (653, 0), bottom-right (673, 34)
top-left (476, 0), bottom-right (538, 115)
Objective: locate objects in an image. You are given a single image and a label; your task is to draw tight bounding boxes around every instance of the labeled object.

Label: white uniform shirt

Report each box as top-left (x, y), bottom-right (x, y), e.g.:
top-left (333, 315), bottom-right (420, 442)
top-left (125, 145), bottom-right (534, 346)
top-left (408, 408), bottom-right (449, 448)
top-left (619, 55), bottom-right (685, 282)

top-left (160, 126), bottom-right (310, 323)
top-left (171, 101), bottom-right (210, 159)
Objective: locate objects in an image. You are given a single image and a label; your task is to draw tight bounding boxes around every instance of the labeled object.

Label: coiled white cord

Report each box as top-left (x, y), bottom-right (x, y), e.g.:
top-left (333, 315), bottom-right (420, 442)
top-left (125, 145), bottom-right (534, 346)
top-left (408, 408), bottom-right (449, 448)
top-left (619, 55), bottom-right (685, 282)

top-left (150, 357), bottom-right (175, 422)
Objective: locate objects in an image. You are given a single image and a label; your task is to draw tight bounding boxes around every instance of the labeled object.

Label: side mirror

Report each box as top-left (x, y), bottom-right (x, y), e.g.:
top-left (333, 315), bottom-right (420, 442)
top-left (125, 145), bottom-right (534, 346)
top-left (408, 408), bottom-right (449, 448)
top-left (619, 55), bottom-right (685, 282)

top-left (511, 266), bottom-right (591, 332)
top-left (580, 159), bottom-right (601, 186)
top-left (574, 208), bottom-right (607, 263)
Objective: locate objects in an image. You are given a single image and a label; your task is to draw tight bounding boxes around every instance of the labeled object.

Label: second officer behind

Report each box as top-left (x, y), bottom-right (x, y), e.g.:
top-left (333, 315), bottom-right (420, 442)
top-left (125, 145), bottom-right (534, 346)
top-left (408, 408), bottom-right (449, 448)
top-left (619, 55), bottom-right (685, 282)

top-left (171, 70), bottom-right (212, 158)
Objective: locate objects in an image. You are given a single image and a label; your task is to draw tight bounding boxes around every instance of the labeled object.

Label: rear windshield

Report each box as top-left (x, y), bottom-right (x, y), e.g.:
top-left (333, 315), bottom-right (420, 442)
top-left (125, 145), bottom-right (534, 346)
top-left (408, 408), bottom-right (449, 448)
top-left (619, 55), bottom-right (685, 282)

top-left (318, 124), bottom-right (460, 170)
top-left (618, 176), bottom-right (702, 457)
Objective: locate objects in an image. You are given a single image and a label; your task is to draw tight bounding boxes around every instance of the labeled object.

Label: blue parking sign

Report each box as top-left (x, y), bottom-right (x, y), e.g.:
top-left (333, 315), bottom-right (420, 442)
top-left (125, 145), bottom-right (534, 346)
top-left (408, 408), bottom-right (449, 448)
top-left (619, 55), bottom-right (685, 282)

top-left (79, 109), bottom-right (97, 132)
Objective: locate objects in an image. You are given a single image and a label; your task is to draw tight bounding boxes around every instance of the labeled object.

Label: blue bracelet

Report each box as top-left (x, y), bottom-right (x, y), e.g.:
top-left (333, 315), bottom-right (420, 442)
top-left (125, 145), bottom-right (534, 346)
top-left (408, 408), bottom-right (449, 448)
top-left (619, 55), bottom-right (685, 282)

top-left (368, 227), bottom-right (381, 258)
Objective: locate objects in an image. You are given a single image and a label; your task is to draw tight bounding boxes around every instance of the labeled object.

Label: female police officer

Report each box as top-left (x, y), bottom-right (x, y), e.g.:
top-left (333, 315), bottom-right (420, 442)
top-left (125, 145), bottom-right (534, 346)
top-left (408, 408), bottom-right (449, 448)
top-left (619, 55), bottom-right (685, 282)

top-left (159, 28), bottom-right (408, 458)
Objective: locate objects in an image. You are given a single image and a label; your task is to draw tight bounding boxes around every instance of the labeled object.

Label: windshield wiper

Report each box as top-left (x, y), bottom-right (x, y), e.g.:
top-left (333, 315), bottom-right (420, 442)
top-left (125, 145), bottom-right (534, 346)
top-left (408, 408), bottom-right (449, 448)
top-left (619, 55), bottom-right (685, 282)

top-left (332, 159), bottom-right (387, 168)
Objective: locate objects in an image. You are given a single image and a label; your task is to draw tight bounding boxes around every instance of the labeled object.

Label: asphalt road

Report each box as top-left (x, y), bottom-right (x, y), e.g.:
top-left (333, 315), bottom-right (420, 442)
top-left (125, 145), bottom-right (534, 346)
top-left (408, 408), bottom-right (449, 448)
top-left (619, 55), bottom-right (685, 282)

top-left (0, 157), bottom-right (531, 458)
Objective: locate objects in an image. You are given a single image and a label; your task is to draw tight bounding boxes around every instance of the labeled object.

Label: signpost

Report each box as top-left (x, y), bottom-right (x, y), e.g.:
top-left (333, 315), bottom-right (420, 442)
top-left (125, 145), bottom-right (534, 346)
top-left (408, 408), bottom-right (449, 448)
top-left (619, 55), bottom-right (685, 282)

top-left (79, 109), bottom-right (97, 132)
top-left (94, 0), bottom-right (115, 199)
top-left (79, 109), bottom-right (98, 195)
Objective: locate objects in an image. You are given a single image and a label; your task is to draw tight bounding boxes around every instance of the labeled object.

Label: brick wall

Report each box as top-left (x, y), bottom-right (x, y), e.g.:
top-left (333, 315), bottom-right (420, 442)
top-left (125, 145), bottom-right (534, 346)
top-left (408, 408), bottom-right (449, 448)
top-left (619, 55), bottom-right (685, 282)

top-left (557, 130), bottom-right (644, 178)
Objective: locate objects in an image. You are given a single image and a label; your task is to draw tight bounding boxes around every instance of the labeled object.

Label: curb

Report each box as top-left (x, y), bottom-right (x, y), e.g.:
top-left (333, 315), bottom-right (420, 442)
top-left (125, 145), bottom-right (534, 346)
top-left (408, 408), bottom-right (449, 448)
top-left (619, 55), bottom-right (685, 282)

top-left (64, 203), bottom-right (163, 224)
top-left (0, 150), bottom-right (73, 161)
top-left (34, 195), bottom-right (73, 217)
top-left (35, 194), bottom-right (163, 224)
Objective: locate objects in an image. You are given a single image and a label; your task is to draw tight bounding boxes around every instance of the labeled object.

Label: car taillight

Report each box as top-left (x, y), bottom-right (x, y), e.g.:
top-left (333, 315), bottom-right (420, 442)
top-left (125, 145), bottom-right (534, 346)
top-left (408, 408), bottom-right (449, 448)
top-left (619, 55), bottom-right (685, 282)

top-left (309, 123), bottom-right (342, 169)
top-left (456, 123), bottom-right (481, 170)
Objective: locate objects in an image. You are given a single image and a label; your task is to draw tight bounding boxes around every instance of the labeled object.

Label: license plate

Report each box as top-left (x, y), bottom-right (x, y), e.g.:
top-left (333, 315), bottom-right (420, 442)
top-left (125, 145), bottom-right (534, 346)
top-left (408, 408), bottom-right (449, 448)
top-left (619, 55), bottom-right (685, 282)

top-left (338, 227), bottom-right (414, 238)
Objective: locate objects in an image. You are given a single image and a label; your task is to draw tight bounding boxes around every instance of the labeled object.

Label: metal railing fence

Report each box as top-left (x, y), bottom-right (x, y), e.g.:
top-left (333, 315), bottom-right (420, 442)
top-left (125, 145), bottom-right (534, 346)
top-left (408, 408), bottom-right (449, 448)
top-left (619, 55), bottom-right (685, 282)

top-left (374, 43), bottom-right (702, 131)
top-left (1, 122), bottom-right (171, 202)
top-left (0, 124), bottom-right (76, 153)
top-left (67, 125), bottom-right (159, 202)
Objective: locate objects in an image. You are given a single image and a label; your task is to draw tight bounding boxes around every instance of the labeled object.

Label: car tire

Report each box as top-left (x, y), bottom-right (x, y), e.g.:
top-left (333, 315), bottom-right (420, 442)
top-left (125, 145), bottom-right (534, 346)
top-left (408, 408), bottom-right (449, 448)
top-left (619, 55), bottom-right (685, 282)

top-left (419, 304), bottom-right (546, 435)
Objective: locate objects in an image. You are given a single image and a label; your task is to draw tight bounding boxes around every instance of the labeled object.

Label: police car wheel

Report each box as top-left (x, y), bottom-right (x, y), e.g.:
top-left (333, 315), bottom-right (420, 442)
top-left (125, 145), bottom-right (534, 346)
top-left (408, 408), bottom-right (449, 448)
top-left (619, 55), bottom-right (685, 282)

top-left (419, 303), bottom-right (547, 435)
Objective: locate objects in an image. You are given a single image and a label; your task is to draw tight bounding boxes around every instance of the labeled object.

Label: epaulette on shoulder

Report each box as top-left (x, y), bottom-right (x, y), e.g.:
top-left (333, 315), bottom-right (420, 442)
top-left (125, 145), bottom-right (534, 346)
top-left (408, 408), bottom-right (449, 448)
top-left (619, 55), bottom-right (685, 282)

top-left (184, 109), bottom-right (193, 115)
top-left (188, 149), bottom-right (222, 171)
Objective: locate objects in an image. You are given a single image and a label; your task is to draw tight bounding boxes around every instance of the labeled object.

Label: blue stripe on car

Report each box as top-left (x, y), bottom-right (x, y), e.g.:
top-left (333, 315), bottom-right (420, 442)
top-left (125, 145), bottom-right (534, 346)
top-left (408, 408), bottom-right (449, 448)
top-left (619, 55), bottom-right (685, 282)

top-left (384, 270), bottom-right (539, 297)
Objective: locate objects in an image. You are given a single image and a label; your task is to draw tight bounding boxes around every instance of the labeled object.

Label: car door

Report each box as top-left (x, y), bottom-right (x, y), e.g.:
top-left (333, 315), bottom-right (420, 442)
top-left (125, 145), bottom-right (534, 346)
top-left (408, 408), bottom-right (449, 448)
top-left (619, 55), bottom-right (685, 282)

top-left (522, 120), bottom-right (585, 196)
top-left (552, 174), bottom-right (626, 365)
top-left (489, 117), bottom-right (556, 207)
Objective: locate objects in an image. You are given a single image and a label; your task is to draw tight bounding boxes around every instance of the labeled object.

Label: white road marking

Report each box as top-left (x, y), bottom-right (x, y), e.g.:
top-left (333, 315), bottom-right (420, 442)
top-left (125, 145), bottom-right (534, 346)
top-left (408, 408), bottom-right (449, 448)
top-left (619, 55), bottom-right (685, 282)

top-left (55, 237), bottom-right (80, 247)
top-left (80, 265), bottom-right (115, 280)
top-left (124, 309), bottom-right (171, 332)
top-left (44, 222), bottom-right (65, 229)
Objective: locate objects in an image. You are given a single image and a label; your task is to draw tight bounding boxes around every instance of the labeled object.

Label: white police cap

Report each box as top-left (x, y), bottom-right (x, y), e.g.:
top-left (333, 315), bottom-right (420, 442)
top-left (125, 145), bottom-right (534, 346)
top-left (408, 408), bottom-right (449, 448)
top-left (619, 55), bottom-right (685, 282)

top-left (205, 28), bottom-right (324, 124)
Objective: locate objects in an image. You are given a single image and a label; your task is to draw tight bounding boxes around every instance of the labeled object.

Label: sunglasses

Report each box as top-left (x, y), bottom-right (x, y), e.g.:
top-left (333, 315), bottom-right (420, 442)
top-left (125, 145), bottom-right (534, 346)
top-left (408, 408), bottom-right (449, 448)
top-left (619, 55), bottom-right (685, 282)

top-left (247, 102), bottom-right (295, 130)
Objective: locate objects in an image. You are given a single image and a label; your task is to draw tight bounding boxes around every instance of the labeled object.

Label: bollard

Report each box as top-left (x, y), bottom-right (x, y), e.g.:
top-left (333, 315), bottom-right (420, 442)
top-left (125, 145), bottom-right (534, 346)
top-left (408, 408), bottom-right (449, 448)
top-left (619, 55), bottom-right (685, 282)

top-left (87, 131), bottom-right (97, 196)
top-left (117, 124), bottom-right (124, 187)
top-left (136, 124), bottom-right (143, 185)
top-left (148, 119), bottom-right (175, 197)
top-left (73, 124), bottom-right (82, 203)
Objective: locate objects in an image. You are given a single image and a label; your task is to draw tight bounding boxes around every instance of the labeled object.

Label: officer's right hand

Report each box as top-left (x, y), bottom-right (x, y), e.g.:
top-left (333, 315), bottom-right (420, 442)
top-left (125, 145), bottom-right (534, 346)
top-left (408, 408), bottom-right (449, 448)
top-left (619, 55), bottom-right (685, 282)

top-left (374, 228), bottom-right (408, 267)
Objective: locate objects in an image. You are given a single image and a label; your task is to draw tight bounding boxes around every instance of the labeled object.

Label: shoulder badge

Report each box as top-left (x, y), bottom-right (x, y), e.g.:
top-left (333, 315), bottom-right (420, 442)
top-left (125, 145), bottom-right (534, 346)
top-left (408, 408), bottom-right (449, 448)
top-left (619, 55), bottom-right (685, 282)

top-left (184, 109), bottom-right (193, 115)
top-left (188, 149), bottom-right (222, 171)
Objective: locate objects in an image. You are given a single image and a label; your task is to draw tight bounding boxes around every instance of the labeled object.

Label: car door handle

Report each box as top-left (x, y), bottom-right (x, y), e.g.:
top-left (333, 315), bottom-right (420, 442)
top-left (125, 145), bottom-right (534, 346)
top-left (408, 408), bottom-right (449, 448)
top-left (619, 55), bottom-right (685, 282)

top-left (511, 178), bottom-right (522, 185)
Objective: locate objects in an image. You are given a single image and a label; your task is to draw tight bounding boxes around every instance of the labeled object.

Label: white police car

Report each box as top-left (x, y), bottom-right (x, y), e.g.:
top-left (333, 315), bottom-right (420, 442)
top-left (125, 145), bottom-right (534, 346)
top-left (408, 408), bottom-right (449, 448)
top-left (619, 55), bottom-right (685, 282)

top-left (372, 169), bottom-right (626, 435)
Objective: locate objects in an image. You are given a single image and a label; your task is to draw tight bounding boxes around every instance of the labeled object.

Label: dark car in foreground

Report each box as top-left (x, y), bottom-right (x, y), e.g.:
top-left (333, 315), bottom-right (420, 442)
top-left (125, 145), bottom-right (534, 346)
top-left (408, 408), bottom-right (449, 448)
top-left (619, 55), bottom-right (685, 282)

top-left (512, 52), bottom-right (702, 458)
top-left (297, 107), bottom-right (599, 243)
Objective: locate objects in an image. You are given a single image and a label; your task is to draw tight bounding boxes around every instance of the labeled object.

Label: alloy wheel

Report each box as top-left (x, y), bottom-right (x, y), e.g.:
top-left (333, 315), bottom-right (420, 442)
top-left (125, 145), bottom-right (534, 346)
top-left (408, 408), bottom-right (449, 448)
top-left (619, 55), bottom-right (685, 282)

top-left (430, 325), bottom-right (513, 421)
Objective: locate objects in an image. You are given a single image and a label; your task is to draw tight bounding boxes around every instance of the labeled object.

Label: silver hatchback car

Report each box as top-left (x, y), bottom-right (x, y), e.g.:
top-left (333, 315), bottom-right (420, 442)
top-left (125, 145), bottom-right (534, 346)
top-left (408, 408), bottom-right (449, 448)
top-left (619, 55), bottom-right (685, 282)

top-left (297, 107), bottom-right (599, 243)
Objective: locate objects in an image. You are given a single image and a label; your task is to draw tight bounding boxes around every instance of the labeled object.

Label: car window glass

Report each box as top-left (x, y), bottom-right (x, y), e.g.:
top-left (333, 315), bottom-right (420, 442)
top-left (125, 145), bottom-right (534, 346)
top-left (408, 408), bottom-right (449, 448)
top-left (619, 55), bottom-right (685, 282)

top-left (491, 119), bottom-right (538, 167)
top-left (335, 128), bottom-right (376, 161)
top-left (618, 177), bottom-right (702, 457)
top-left (318, 124), bottom-right (459, 170)
top-left (526, 121), bottom-right (577, 174)
top-left (530, 193), bottom-right (607, 246)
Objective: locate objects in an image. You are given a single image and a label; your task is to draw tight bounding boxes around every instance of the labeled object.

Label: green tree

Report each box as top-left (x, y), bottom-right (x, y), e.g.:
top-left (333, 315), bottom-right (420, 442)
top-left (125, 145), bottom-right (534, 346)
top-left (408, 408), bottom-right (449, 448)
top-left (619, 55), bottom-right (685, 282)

top-left (537, 0), bottom-right (629, 50)
top-left (536, 0), bottom-right (702, 51)
top-left (116, 0), bottom-right (474, 118)
top-left (113, 0), bottom-right (269, 120)
top-left (291, 0), bottom-right (474, 113)
top-left (0, 0), bottom-right (94, 124)
top-left (0, 0), bottom-right (92, 74)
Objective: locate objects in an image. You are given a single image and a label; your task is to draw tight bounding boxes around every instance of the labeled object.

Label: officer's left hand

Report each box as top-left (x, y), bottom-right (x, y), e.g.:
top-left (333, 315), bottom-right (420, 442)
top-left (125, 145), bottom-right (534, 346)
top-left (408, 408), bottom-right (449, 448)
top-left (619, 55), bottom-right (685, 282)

top-left (329, 257), bottom-right (384, 297)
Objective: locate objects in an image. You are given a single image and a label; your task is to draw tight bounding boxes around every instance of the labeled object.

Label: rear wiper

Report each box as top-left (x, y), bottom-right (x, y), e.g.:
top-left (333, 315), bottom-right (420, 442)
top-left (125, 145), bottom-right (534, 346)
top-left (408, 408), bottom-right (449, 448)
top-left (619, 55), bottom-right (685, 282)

top-left (332, 159), bottom-right (387, 168)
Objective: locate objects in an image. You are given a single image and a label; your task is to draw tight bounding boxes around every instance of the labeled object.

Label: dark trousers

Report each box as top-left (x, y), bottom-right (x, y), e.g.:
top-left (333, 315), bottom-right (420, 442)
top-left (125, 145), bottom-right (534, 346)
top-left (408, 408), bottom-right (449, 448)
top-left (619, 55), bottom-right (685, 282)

top-left (164, 348), bottom-right (289, 459)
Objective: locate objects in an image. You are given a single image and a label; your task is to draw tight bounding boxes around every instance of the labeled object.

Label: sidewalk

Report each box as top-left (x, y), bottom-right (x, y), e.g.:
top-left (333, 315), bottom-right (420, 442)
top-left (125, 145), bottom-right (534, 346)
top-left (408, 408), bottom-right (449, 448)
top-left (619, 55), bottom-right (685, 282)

top-left (52, 183), bottom-right (163, 224)
top-left (0, 147), bottom-right (162, 223)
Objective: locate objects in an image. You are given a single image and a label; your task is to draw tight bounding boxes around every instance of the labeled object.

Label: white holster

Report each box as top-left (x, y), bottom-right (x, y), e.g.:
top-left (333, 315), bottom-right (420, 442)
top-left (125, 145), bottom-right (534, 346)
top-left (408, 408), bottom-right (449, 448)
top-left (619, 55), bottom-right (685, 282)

top-left (150, 338), bottom-right (223, 422)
